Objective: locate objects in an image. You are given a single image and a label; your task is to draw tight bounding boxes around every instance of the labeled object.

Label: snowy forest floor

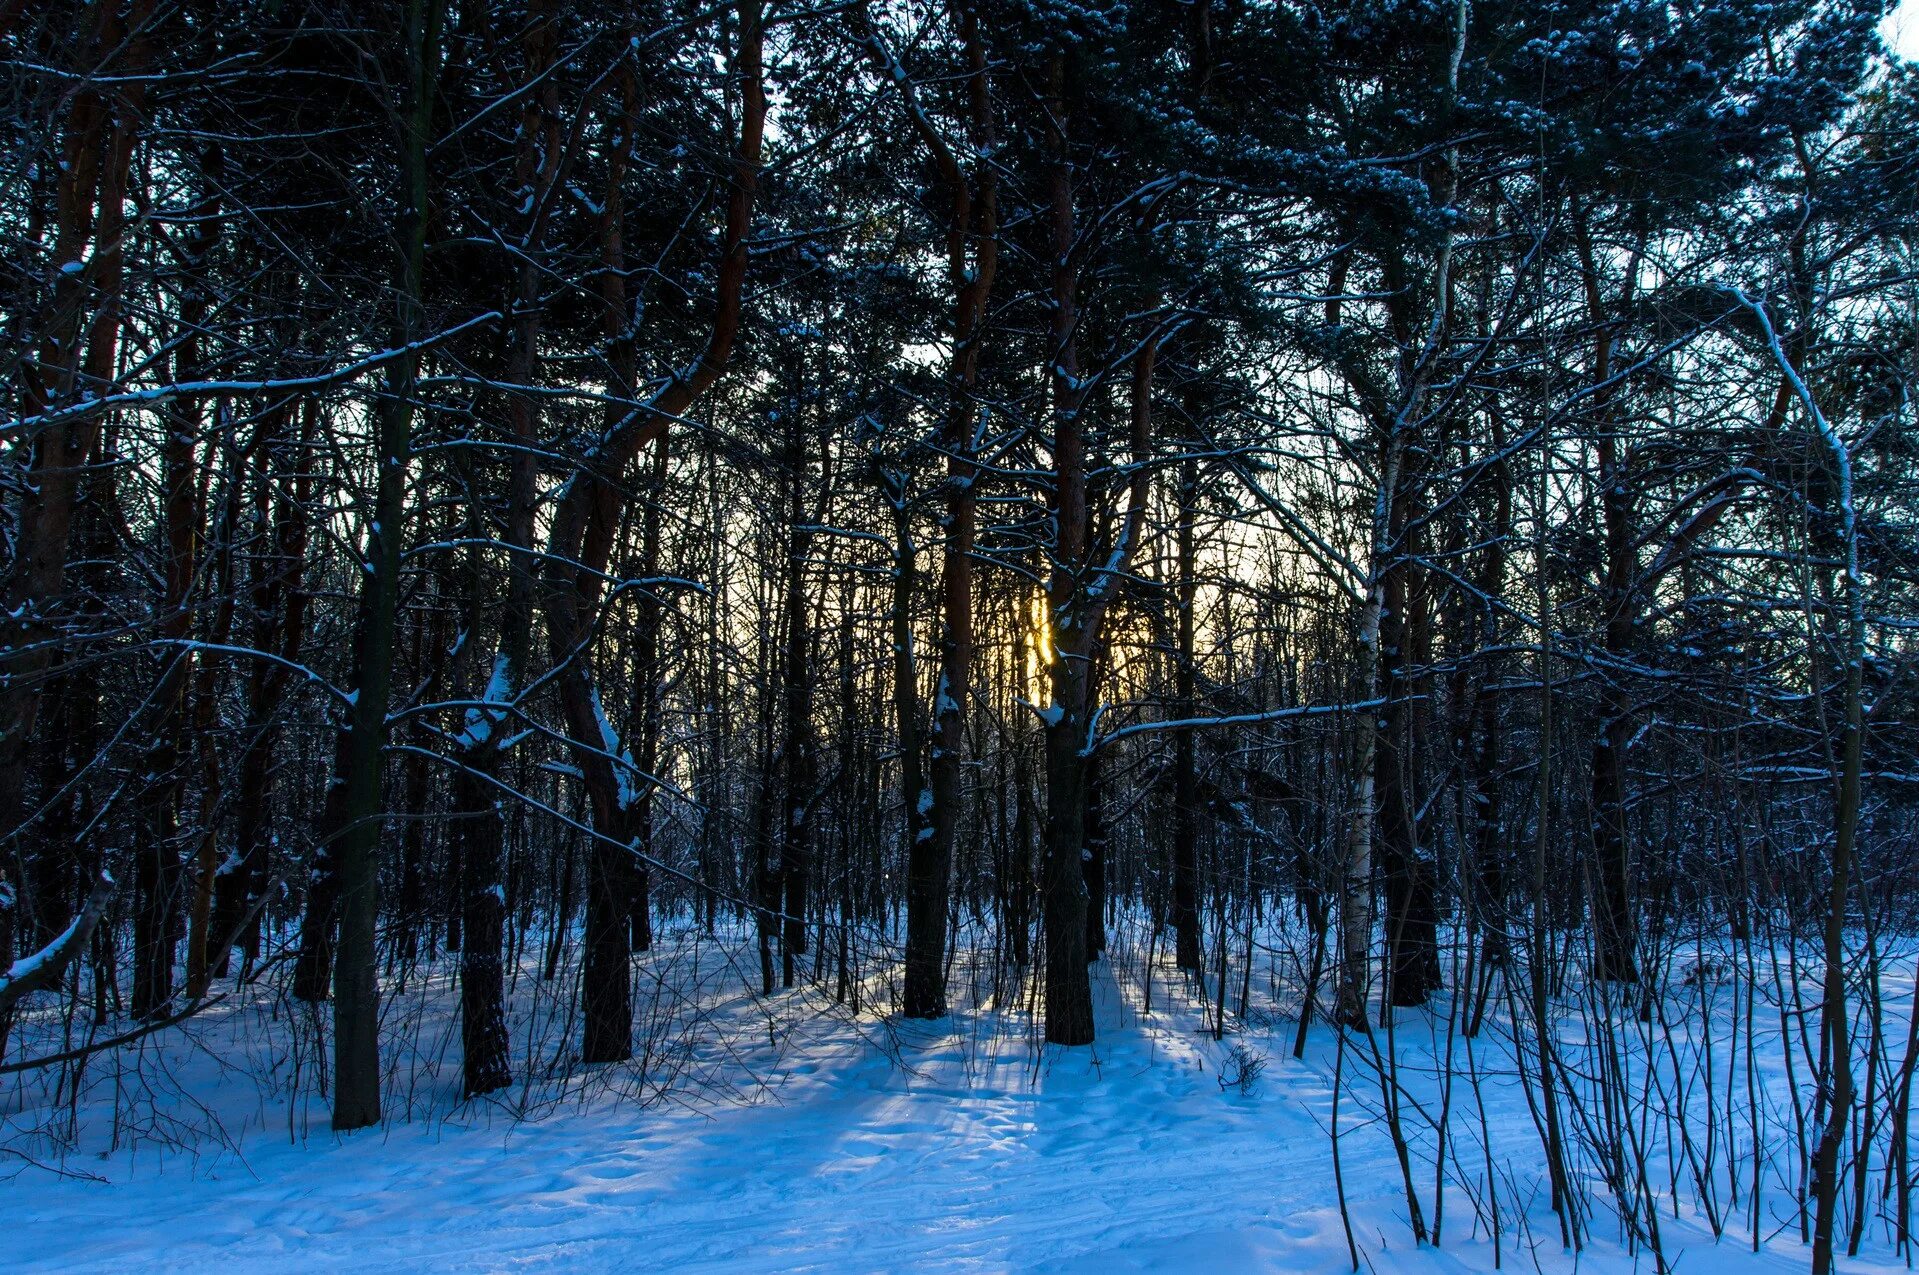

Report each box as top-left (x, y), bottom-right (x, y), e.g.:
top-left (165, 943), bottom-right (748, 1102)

top-left (6, 917), bottom-right (1912, 1274)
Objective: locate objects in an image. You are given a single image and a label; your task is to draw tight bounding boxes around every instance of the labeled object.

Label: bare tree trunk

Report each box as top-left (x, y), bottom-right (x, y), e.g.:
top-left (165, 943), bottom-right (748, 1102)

top-left (856, 0), bottom-right (998, 1021)
top-left (297, 0), bottom-right (444, 1131)
top-left (0, 0), bottom-right (153, 884)
top-left (1171, 455), bottom-right (1202, 972)
top-left (1334, 572), bottom-right (1383, 1031)
top-left (446, 0), bottom-right (565, 1098)
top-left (1575, 216), bottom-right (1644, 986)
top-left (1377, 543), bottom-right (1440, 1011)
top-left (778, 398), bottom-right (816, 989)
top-left (886, 460), bottom-right (926, 979)
top-left (132, 175), bottom-right (221, 1018)
top-left (1035, 84), bottom-right (1158, 1044)
top-left (1038, 51), bottom-right (1094, 1046)
top-left (540, 0), bottom-right (762, 1061)
top-left (1738, 295), bottom-right (1865, 1275)
top-left (1530, 421), bottom-right (1576, 1244)
top-left (1461, 406), bottom-right (1513, 999)
top-left (212, 398), bottom-right (312, 977)
top-left (627, 435), bottom-right (667, 956)
top-left (183, 442), bottom-right (239, 1000)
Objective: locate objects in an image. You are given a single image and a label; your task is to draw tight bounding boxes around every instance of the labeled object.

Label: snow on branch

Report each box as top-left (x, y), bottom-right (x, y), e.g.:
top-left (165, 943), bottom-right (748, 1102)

top-left (0, 872), bottom-right (112, 1017)
top-left (1087, 697), bottom-right (1389, 755)
top-left (0, 311), bottom-right (504, 437)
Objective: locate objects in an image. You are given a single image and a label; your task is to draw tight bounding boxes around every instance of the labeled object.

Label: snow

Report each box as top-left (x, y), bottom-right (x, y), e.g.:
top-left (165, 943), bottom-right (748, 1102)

top-left (1, 916), bottom-right (84, 988)
top-left (6, 919), bottom-right (1914, 1274)
top-left (586, 684), bottom-right (640, 810)
top-left (2, 873), bottom-right (109, 993)
top-left (454, 653), bottom-right (514, 749)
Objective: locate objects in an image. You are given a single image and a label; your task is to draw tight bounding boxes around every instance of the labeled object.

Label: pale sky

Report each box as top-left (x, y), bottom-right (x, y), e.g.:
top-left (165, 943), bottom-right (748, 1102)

top-left (1887, 0), bottom-right (1919, 61)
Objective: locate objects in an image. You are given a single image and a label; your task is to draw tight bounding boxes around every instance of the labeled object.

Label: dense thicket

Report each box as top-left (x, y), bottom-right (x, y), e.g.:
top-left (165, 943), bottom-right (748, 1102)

top-left (3, 0), bottom-right (1917, 1268)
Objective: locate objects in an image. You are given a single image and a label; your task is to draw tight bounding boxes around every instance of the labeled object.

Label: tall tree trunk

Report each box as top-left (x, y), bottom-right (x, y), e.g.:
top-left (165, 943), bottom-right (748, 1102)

top-left (1461, 406), bottom-right (1513, 983)
top-left (212, 398), bottom-right (312, 977)
top-left (447, 0), bottom-right (563, 1098)
top-left (183, 440), bottom-right (239, 1000)
top-left (1590, 438), bottom-right (1638, 985)
top-left (132, 177), bottom-right (222, 1018)
top-left (778, 397), bottom-right (816, 988)
top-left (887, 464), bottom-right (928, 995)
top-left (1039, 50), bottom-right (1094, 1045)
top-left (857, 0), bottom-right (1000, 1021)
top-left (1334, 573), bottom-right (1383, 1030)
top-left (1082, 730), bottom-right (1107, 961)
top-left (1035, 68), bottom-right (1157, 1042)
top-left (0, 0), bottom-right (153, 886)
top-left (1171, 455), bottom-right (1203, 972)
top-left (626, 434), bottom-right (668, 956)
top-left (1809, 493), bottom-right (1862, 1275)
top-left (1334, 409), bottom-right (1403, 1031)
top-left (1377, 543), bottom-right (1440, 1011)
top-left (1575, 216), bottom-right (1644, 986)
top-left (295, 0), bottom-right (445, 1132)
top-left (1743, 295), bottom-right (1863, 1275)
top-left (539, 0), bottom-right (762, 1061)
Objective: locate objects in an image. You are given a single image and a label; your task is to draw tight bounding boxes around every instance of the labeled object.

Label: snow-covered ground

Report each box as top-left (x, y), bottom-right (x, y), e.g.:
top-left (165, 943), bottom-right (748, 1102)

top-left (6, 921), bottom-right (1910, 1273)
